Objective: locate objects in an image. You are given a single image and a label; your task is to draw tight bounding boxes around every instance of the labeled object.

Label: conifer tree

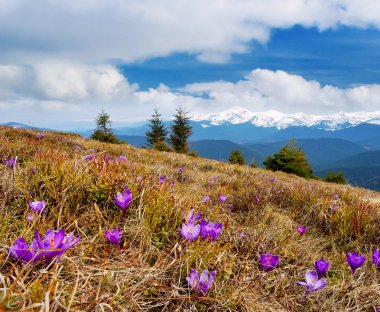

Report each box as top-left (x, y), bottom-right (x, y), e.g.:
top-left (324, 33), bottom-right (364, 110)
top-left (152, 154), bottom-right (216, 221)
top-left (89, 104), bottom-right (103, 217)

top-left (91, 109), bottom-right (120, 143)
top-left (169, 107), bottom-right (193, 154)
top-left (145, 108), bottom-right (168, 148)
top-left (228, 150), bottom-right (246, 165)
top-left (263, 139), bottom-right (313, 178)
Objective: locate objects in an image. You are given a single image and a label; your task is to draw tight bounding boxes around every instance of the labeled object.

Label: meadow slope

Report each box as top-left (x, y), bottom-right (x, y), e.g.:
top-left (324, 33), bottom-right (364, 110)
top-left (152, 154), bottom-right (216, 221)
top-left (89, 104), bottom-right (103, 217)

top-left (0, 127), bottom-right (380, 311)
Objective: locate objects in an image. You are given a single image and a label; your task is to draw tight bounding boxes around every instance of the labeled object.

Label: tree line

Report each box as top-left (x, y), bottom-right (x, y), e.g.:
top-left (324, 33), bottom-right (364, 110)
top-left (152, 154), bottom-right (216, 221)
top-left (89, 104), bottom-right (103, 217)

top-left (91, 107), bottom-right (194, 155)
top-left (91, 108), bottom-right (346, 184)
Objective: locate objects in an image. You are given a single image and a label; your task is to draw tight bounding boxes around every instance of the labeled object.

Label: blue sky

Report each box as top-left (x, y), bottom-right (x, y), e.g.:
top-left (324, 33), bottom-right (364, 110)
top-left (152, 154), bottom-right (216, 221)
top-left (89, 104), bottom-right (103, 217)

top-left (1, 1), bottom-right (380, 128)
top-left (121, 26), bottom-right (380, 90)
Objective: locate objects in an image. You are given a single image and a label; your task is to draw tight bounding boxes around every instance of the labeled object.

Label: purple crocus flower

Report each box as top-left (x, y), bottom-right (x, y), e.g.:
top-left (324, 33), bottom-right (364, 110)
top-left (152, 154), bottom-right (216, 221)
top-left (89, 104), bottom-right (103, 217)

top-left (114, 189), bottom-right (132, 215)
top-left (85, 154), bottom-right (95, 161)
top-left (346, 252), bottom-right (366, 274)
top-left (35, 229), bottom-right (80, 263)
top-left (118, 155), bottom-right (127, 162)
top-left (6, 157), bottom-right (16, 168)
top-left (270, 177), bottom-right (275, 183)
top-left (297, 270), bottom-right (326, 294)
top-left (219, 195), bottom-right (228, 203)
top-left (35, 229), bottom-right (66, 262)
top-left (61, 232), bottom-right (81, 253)
top-left (333, 194), bottom-right (339, 200)
top-left (183, 209), bottom-right (202, 224)
top-left (200, 220), bottom-right (222, 241)
top-left (9, 237), bottom-right (38, 263)
top-left (35, 133), bottom-right (45, 139)
top-left (28, 200), bottom-right (46, 214)
top-left (296, 226), bottom-right (306, 235)
top-left (27, 213), bottom-right (33, 223)
top-left (203, 196), bottom-right (210, 203)
top-left (254, 195), bottom-right (260, 204)
top-left (186, 268), bottom-right (216, 296)
top-left (158, 176), bottom-right (166, 185)
top-left (315, 258), bottom-right (329, 278)
top-left (180, 222), bottom-right (201, 242)
top-left (260, 253), bottom-right (280, 271)
top-left (178, 166), bottom-right (184, 172)
top-left (105, 227), bottom-right (122, 248)
top-left (103, 155), bottom-right (111, 162)
top-left (372, 249), bottom-right (380, 269)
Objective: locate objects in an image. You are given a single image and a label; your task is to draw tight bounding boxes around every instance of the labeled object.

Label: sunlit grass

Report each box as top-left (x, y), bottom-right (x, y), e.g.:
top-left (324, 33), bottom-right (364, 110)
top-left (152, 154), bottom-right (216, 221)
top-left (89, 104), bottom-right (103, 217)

top-left (0, 126), bottom-right (380, 311)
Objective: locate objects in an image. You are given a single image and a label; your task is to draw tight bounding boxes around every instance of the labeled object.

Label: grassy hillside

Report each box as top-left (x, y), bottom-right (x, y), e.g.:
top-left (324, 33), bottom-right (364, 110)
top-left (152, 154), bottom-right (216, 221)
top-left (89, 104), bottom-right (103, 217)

top-left (0, 126), bottom-right (380, 311)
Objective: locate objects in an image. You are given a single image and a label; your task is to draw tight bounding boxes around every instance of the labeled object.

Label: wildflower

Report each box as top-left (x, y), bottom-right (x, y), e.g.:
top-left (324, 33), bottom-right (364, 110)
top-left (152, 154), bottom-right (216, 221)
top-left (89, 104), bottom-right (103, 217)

top-left (219, 195), bottom-right (228, 203)
top-left (270, 177), bottom-right (275, 183)
top-left (260, 253), bottom-right (280, 271)
top-left (28, 200), bottom-right (46, 214)
top-left (6, 157), bottom-right (16, 168)
top-left (186, 268), bottom-right (216, 296)
top-left (178, 166), bottom-right (184, 172)
top-left (118, 155), bottom-right (127, 162)
top-left (315, 258), bottom-right (329, 278)
top-left (105, 227), bottom-right (122, 248)
top-left (346, 252), bottom-right (366, 274)
top-left (332, 204), bottom-right (339, 211)
top-left (372, 249), bottom-right (380, 269)
top-left (296, 226), bottom-right (306, 235)
top-left (183, 209), bottom-right (202, 224)
top-left (114, 189), bottom-right (132, 215)
top-left (240, 232), bottom-right (247, 239)
top-left (200, 220), bottom-right (222, 241)
top-left (85, 154), bottom-right (95, 161)
top-left (35, 229), bottom-right (80, 263)
top-left (27, 213), bottom-right (33, 223)
top-left (254, 194), bottom-right (260, 204)
top-left (203, 196), bottom-right (210, 203)
top-left (103, 155), bottom-right (111, 161)
top-left (9, 237), bottom-right (38, 263)
top-left (180, 222), bottom-right (201, 241)
top-left (158, 176), bottom-right (165, 184)
top-left (35, 132), bottom-right (45, 139)
top-left (333, 194), bottom-right (339, 200)
top-left (297, 270), bottom-right (326, 294)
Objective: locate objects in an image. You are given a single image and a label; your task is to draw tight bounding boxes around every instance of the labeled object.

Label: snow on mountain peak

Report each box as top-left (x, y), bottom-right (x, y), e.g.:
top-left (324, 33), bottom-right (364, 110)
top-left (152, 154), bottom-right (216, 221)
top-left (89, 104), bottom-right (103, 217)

top-left (190, 107), bottom-right (380, 130)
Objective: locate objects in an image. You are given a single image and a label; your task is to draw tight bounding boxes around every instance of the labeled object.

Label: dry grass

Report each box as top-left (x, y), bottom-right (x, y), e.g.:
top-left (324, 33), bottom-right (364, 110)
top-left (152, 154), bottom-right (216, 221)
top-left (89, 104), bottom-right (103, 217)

top-left (0, 126), bottom-right (380, 311)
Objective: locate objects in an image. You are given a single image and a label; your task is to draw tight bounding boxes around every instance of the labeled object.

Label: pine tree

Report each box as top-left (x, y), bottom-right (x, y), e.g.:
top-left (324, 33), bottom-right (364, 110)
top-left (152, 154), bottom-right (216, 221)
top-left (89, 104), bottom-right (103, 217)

top-left (263, 139), bottom-right (313, 178)
top-left (91, 109), bottom-right (120, 143)
top-left (228, 150), bottom-right (246, 165)
top-left (324, 170), bottom-right (347, 184)
top-left (145, 108), bottom-right (168, 148)
top-left (169, 107), bottom-right (193, 154)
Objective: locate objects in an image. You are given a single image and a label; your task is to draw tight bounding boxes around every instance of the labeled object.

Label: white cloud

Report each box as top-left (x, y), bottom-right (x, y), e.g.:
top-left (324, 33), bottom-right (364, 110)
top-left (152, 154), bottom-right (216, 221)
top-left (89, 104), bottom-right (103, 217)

top-left (182, 69), bottom-right (380, 114)
top-left (1, 0), bottom-right (380, 64)
top-left (2, 64), bottom-right (380, 128)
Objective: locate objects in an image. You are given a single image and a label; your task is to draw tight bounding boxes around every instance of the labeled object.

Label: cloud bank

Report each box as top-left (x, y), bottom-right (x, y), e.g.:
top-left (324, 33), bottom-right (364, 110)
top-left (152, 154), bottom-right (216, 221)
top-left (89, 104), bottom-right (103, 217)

top-left (1, 0), bottom-right (380, 64)
top-left (1, 1), bottom-right (380, 127)
top-left (1, 64), bottom-right (380, 128)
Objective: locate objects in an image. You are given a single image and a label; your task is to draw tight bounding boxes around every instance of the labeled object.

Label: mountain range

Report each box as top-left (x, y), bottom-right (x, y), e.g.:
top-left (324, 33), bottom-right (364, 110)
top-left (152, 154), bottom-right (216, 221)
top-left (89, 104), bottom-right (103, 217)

top-left (2, 107), bottom-right (380, 191)
top-left (190, 106), bottom-right (380, 130)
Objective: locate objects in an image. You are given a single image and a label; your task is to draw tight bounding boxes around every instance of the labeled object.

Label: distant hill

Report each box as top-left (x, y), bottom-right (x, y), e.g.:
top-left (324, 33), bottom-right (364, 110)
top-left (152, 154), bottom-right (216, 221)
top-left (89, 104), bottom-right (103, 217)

top-left (116, 135), bottom-right (147, 147)
top-left (188, 138), bottom-right (367, 169)
top-left (319, 151), bottom-right (380, 169)
top-left (315, 151), bottom-right (380, 191)
top-left (1, 122), bottom-right (50, 131)
top-left (189, 140), bottom-right (261, 164)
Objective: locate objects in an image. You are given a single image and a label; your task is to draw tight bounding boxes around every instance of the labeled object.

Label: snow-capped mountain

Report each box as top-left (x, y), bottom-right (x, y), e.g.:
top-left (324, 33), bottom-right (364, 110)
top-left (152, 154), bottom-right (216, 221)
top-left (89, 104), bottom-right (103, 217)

top-left (190, 106), bottom-right (380, 130)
